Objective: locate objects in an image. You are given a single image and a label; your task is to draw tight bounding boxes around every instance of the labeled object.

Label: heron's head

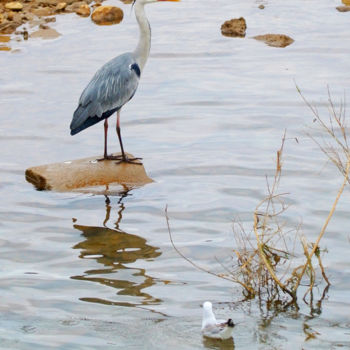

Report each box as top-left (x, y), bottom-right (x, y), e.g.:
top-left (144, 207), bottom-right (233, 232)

top-left (133, 0), bottom-right (180, 5)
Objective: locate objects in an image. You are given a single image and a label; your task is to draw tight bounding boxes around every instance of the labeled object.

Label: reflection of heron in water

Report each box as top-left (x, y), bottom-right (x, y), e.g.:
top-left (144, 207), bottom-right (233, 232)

top-left (71, 192), bottom-right (162, 307)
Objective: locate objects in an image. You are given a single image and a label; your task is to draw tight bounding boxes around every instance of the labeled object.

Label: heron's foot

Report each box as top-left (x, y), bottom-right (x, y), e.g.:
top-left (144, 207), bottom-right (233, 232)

top-left (97, 155), bottom-right (123, 161)
top-left (97, 154), bottom-right (143, 165)
top-left (115, 155), bottom-right (143, 165)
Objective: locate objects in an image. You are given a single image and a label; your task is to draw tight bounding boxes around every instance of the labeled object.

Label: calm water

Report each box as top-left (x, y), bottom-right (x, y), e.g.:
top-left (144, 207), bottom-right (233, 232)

top-left (1, 0), bottom-right (350, 348)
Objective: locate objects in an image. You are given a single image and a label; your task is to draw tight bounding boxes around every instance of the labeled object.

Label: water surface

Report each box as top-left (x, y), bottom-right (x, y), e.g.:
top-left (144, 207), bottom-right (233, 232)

top-left (1, 0), bottom-right (350, 348)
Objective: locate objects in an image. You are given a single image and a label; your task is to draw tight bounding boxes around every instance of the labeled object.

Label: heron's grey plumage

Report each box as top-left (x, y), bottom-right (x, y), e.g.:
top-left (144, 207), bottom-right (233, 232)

top-left (70, 53), bottom-right (140, 135)
top-left (69, 0), bottom-right (179, 162)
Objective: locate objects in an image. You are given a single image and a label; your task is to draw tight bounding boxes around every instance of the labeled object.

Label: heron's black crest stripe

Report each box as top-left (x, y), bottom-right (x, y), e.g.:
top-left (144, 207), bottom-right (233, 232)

top-left (130, 63), bottom-right (141, 78)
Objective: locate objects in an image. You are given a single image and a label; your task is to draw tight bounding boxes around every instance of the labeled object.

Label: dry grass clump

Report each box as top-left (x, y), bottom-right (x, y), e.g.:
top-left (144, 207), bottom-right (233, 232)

top-left (166, 88), bottom-right (349, 307)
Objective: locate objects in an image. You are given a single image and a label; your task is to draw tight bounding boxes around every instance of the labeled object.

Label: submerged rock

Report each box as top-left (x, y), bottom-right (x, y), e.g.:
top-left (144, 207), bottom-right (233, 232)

top-left (91, 5), bottom-right (123, 25)
top-left (336, 5), bottom-right (350, 11)
top-left (30, 27), bottom-right (61, 39)
top-left (253, 34), bottom-right (294, 48)
top-left (221, 17), bottom-right (247, 37)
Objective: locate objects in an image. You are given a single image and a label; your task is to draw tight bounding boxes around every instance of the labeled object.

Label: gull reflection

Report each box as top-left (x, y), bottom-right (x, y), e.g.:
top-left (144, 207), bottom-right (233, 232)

top-left (71, 192), bottom-right (162, 307)
top-left (202, 337), bottom-right (235, 350)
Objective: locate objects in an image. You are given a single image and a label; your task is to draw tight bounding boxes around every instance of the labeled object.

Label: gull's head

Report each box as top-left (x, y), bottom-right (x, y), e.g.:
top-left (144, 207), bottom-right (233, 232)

top-left (227, 319), bottom-right (235, 328)
top-left (203, 301), bottom-right (213, 312)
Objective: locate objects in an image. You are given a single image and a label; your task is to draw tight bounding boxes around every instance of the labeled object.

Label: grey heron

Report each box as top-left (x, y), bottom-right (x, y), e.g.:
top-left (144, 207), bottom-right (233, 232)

top-left (70, 0), bottom-right (180, 164)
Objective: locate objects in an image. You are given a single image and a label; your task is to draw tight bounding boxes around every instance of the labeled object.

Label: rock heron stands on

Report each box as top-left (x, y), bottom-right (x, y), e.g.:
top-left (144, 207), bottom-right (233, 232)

top-left (70, 0), bottom-right (180, 164)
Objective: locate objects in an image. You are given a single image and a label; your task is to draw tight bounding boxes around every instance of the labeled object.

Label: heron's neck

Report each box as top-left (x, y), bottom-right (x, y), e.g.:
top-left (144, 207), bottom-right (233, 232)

top-left (133, 3), bottom-right (151, 71)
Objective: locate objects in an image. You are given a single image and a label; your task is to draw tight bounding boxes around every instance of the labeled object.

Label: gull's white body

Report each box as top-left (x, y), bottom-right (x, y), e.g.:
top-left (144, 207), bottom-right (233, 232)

top-left (201, 301), bottom-right (234, 340)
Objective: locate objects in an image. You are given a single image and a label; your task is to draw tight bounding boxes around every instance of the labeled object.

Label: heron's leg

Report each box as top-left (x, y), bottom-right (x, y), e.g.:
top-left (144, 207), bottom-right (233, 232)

top-left (98, 111), bottom-right (142, 164)
top-left (97, 119), bottom-right (109, 161)
top-left (104, 118), bottom-right (108, 159)
top-left (114, 110), bottom-right (143, 165)
top-left (116, 110), bottom-right (126, 159)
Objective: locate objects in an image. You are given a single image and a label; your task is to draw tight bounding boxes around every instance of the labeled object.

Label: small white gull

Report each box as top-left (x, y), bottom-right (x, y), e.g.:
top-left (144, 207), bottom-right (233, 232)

top-left (201, 301), bottom-right (235, 340)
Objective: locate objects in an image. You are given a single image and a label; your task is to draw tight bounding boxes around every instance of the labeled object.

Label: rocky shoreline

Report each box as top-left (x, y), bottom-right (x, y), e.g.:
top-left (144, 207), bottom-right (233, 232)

top-left (0, 0), bottom-right (132, 50)
top-left (0, 0), bottom-right (96, 35)
top-left (1, 0), bottom-right (348, 52)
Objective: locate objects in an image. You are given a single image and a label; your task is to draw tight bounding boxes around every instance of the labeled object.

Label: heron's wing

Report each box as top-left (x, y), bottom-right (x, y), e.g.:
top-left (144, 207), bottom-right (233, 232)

top-left (70, 53), bottom-right (140, 134)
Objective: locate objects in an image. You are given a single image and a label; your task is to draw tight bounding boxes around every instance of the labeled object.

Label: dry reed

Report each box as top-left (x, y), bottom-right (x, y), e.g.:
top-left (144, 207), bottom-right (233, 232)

top-left (166, 88), bottom-right (349, 307)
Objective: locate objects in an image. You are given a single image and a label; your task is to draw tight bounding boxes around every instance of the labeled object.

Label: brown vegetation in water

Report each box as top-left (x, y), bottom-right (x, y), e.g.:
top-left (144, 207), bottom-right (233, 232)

top-left (166, 89), bottom-right (350, 309)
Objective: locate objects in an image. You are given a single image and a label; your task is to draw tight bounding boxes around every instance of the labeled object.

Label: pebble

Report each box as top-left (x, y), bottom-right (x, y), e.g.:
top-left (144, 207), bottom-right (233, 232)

top-left (56, 2), bottom-right (67, 11)
top-left (76, 4), bottom-right (90, 17)
top-left (5, 2), bottom-right (23, 11)
top-left (32, 7), bottom-right (53, 17)
top-left (65, 1), bottom-right (85, 12)
top-left (91, 5), bottom-right (123, 25)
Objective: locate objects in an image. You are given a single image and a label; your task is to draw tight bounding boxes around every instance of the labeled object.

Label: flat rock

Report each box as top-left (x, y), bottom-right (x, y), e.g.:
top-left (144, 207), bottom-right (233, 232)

top-left (30, 27), bottom-right (60, 39)
top-left (91, 5), bottom-right (123, 25)
top-left (253, 33), bottom-right (294, 48)
top-left (5, 2), bottom-right (23, 11)
top-left (25, 153), bottom-right (153, 192)
top-left (221, 17), bottom-right (247, 37)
